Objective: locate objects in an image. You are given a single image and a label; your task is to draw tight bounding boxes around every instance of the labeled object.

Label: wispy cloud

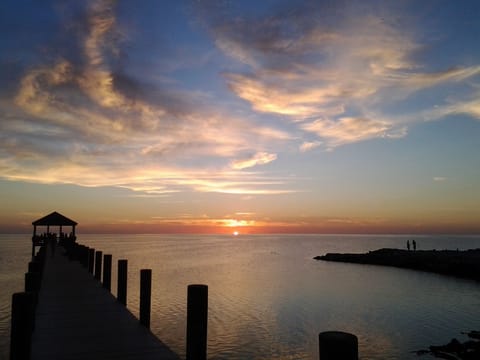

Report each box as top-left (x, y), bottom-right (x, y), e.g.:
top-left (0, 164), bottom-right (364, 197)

top-left (302, 117), bottom-right (396, 147)
top-left (204, 2), bottom-right (480, 148)
top-left (2, 0), bottom-right (480, 200)
top-left (230, 152), bottom-right (277, 170)
top-left (419, 93), bottom-right (480, 122)
top-left (299, 141), bottom-right (322, 153)
top-left (2, 0), bottom-right (293, 195)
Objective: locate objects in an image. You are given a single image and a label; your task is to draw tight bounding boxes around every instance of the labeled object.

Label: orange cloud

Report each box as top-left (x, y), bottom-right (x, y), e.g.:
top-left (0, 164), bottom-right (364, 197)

top-left (214, 9), bottom-right (480, 149)
top-left (230, 152), bottom-right (277, 170)
top-left (4, 0), bottom-right (295, 196)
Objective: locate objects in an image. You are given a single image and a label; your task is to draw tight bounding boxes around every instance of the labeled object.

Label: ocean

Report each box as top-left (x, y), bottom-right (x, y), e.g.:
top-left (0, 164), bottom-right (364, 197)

top-left (1, 234), bottom-right (480, 359)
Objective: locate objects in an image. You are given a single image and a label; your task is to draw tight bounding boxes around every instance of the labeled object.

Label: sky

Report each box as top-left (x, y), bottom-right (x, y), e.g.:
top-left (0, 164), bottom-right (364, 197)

top-left (1, 0), bottom-right (479, 234)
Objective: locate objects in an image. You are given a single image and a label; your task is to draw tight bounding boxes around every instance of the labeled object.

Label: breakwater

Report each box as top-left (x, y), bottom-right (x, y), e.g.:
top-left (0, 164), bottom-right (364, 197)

top-left (315, 248), bottom-right (480, 281)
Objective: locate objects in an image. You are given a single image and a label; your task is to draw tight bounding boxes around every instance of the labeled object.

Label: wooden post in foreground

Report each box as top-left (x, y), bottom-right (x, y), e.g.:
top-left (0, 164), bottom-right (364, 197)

top-left (103, 254), bottom-right (112, 291)
top-left (10, 292), bottom-right (35, 360)
top-left (80, 245), bottom-right (89, 267)
top-left (319, 331), bottom-right (358, 360)
top-left (24, 272), bottom-right (40, 305)
top-left (88, 248), bottom-right (95, 274)
top-left (186, 284), bottom-right (208, 360)
top-left (28, 260), bottom-right (41, 275)
top-left (140, 269), bottom-right (152, 328)
top-left (94, 251), bottom-right (102, 281)
top-left (117, 259), bottom-right (128, 305)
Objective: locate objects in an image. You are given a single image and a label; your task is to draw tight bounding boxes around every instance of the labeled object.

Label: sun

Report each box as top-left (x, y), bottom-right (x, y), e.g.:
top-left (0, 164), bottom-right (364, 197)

top-left (233, 231), bottom-right (239, 236)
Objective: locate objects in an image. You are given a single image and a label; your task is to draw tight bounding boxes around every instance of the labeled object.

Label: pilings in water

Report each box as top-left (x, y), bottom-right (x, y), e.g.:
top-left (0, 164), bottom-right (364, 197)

top-left (10, 244), bottom-right (46, 360)
top-left (117, 259), bottom-right (128, 306)
top-left (12, 239), bottom-right (361, 360)
top-left (88, 248), bottom-right (95, 273)
top-left (103, 254), bottom-right (112, 291)
top-left (94, 250), bottom-right (102, 280)
top-left (318, 331), bottom-right (358, 360)
top-left (11, 241), bottom-right (211, 359)
top-left (186, 284), bottom-right (208, 360)
top-left (140, 269), bottom-right (152, 328)
top-left (10, 292), bottom-right (35, 360)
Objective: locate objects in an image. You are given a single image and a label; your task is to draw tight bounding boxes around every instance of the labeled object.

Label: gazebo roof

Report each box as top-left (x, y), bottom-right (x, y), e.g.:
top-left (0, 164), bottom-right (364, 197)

top-left (32, 211), bottom-right (78, 226)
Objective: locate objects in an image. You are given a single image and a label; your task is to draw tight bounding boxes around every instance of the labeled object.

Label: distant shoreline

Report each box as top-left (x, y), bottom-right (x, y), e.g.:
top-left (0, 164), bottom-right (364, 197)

top-left (314, 248), bottom-right (480, 282)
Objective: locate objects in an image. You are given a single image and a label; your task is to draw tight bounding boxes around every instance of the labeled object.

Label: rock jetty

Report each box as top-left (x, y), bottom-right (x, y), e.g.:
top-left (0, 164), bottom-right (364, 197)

top-left (314, 248), bottom-right (480, 282)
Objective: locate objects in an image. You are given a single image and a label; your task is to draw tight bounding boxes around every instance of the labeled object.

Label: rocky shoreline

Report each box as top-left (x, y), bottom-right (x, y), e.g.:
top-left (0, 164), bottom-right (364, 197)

top-left (416, 330), bottom-right (480, 359)
top-left (314, 248), bottom-right (480, 282)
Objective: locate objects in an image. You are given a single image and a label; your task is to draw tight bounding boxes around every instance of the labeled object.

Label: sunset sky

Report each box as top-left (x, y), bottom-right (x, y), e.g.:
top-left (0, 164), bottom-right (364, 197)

top-left (1, 0), bottom-right (479, 234)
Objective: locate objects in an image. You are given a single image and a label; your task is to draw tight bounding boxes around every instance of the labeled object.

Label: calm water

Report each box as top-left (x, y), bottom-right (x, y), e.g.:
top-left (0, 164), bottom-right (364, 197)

top-left (1, 234), bottom-right (480, 360)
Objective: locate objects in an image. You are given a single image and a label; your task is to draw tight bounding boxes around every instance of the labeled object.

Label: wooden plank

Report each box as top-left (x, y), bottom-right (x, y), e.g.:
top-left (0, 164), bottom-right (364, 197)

top-left (31, 248), bottom-right (179, 360)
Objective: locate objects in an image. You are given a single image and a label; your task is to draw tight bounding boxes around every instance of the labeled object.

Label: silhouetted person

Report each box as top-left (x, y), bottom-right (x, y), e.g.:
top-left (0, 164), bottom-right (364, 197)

top-left (412, 239), bottom-right (417, 251)
top-left (407, 240), bottom-right (410, 251)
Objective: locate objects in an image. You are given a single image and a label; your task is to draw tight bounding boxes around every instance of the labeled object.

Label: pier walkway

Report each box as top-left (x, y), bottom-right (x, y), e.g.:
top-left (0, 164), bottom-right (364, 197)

top-left (30, 248), bottom-right (179, 360)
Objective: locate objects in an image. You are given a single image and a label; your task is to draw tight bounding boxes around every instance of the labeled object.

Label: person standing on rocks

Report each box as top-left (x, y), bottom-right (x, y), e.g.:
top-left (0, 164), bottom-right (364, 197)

top-left (412, 239), bottom-right (417, 251)
top-left (407, 240), bottom-right (411, 251)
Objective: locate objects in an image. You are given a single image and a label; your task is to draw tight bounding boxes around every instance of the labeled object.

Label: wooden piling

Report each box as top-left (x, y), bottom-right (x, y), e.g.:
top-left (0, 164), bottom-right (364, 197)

top-left (94, 251), bottom-right (102, 281)
top-left (117, 259), bottom-right (128, 305)
top-left (103, 254), bottom-right (112, 291)
top-left (24, 272), bottom-right (40, 294)
top-left (186, 284), bottom-right (208, 360)
top-left (10, 292), bottom-right (34, 360)
top-left (88, 248), bottom-right (95, 274)
top-left (34, 248), bottom-right (46, 269)
top-left (28, 260), bottom-right (41, 275)
top-left (139, 269), bottom-right (152, 328)
top-left (80, 245), bottom-right (89, 267)
top-left (318, 331), bottom-right (358, 360)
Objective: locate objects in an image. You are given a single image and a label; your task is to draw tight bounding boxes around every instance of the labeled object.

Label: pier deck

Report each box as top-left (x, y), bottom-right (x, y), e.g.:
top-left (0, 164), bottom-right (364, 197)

top-left (31, 248), bottom-right (179, 360)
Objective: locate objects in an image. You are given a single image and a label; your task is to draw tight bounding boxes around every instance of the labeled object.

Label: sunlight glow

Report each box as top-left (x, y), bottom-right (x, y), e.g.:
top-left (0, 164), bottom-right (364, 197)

top-left (224, 219), bottom-right (254, 227)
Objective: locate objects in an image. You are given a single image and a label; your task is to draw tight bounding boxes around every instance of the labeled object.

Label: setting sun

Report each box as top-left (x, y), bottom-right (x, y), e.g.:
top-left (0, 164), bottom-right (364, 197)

top-left (233, 231), bottom-right (239, 236)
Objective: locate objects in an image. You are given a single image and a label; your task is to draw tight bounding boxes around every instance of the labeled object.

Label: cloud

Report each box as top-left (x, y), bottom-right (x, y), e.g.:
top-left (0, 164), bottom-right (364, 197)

top-left (299, 141), bottom-right (322, 153)
top-left (423, 94), bottom-right (480, 121)
top-left (204, 2), bottom-right (480, 148)
top-left (396, 66), bottom-right (480, 90)
top-left (301, 117), bottom-right (405, 147)
top-left (1, 0), bottom-right (293, 195)
top-left (230, 152), bottom-right (277, 170)
top-left (3, 0), bottom-right (480, 198)
top-left (433, 177), bottom-right (447, 182)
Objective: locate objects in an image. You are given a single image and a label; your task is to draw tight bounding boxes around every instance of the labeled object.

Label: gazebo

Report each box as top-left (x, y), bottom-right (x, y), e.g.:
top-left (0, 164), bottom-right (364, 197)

top-left (32, 211), bottom-right (77, 256)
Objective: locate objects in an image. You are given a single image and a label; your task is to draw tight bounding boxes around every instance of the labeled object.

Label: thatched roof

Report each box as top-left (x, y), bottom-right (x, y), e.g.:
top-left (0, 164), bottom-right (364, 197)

top-left (32, 211), bottom-right (77, 226)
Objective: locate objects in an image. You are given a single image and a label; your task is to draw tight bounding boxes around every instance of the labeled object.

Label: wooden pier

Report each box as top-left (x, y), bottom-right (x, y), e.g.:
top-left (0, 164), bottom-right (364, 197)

top-left (11, 212), bottom-right (359, 360)
top-left (11, 212), bottom-right (210, 360)
top-left (29, 246), bottom-right (179, 360)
